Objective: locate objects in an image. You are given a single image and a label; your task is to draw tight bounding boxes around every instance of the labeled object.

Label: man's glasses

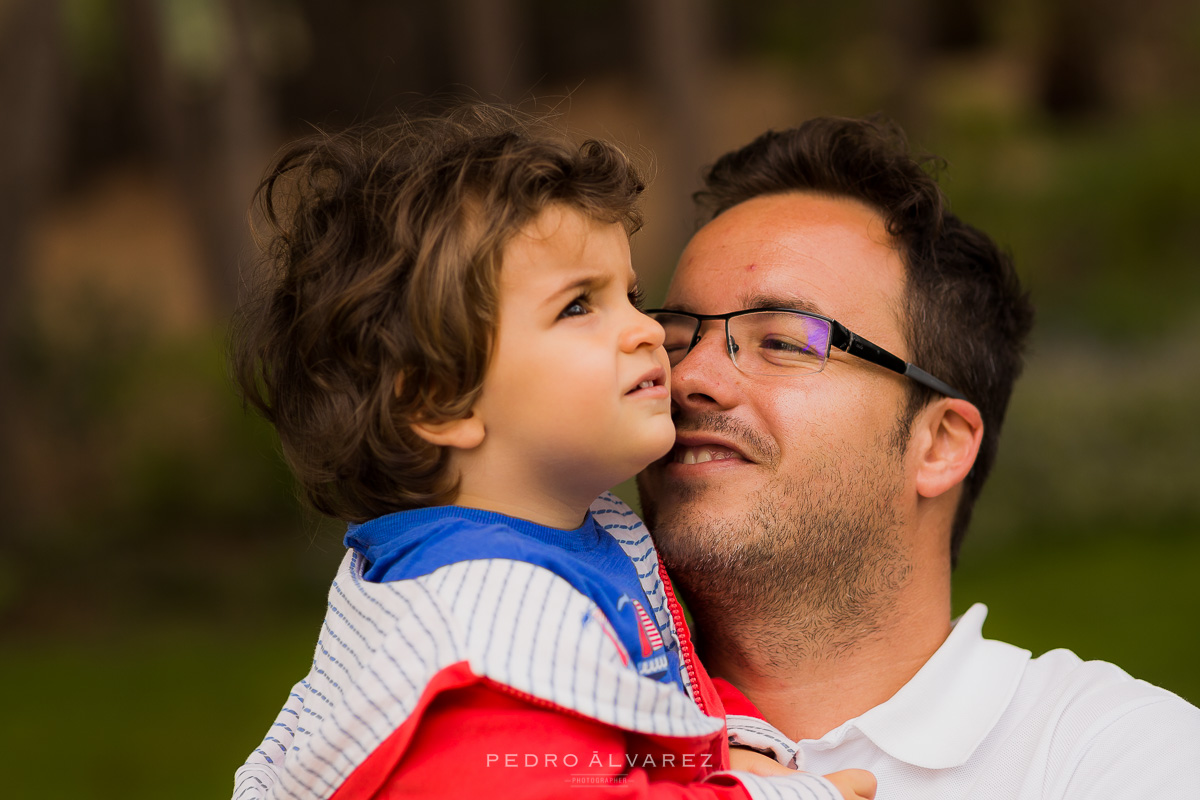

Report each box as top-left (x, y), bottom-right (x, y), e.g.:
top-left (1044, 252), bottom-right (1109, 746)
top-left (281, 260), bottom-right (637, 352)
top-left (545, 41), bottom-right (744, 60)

top-left (646, 308), bottom-right (968, 402)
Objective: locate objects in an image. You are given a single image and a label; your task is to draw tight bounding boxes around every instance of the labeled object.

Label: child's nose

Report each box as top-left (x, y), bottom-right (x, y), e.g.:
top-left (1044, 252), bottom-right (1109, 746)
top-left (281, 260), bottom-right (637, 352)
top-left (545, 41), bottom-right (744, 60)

top-left (621, 307), bottom-right (666, 352)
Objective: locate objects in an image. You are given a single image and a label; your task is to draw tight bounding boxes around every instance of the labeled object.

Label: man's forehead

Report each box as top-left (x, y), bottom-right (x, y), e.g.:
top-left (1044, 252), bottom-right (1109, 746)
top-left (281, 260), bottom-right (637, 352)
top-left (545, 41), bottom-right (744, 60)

top-left (668, 241), bottom-right (891, 310)
top-left (666, 193), bottom-right (907, 339)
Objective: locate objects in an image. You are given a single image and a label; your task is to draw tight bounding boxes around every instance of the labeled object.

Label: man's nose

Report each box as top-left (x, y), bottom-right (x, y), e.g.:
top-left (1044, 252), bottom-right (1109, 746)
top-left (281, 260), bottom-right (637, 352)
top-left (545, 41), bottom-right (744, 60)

top-left (670, 322), bottom-right (739, 408)
top-left (676, 320), bottom-right (733, 369)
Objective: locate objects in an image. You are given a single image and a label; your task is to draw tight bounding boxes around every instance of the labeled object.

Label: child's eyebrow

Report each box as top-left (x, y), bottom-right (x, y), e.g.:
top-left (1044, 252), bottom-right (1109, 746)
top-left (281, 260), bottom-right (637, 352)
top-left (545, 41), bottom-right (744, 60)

top-left (544, 271), bottom-right (612, 304)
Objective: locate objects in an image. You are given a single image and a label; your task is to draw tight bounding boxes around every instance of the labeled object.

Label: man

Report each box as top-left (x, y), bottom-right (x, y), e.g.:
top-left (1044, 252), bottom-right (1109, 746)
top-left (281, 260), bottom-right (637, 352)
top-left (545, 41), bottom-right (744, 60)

top-left (638, 116), bottom-right (1200, 797)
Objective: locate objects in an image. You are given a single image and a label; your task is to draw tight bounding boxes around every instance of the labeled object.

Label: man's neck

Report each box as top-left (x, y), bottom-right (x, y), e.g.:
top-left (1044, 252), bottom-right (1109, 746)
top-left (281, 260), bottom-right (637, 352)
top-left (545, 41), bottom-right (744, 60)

top-left (698, 577), bottom-right (952, 742)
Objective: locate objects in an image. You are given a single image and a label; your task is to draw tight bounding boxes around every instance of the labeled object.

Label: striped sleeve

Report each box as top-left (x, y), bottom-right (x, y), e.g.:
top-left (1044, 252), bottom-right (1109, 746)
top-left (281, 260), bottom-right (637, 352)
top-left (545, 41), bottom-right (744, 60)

top-left (713, 771), bottom-right (844, 800)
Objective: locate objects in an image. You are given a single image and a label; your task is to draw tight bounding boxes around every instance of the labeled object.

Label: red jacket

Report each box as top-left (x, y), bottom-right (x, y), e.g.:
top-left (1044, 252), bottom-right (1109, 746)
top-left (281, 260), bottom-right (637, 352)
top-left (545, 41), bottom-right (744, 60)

top-left (231, 495), bottom-right (838, 800)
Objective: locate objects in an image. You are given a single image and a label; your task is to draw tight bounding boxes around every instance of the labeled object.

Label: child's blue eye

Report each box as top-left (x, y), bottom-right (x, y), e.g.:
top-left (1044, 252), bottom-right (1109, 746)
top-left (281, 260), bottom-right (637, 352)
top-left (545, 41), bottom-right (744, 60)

top-left (559, 296), bottom-right (590, 319)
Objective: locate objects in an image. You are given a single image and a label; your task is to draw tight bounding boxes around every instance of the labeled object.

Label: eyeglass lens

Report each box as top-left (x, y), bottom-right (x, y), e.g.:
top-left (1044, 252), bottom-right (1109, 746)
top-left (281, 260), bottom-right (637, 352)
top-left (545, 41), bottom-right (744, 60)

top-left (653, 311), bottom-right (833, 376)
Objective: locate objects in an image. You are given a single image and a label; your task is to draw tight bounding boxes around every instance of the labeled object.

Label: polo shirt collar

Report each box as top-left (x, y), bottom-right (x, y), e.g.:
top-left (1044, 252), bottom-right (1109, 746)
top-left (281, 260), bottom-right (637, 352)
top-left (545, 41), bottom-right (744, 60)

top-left (833, 603), bottom-right (1030, 769)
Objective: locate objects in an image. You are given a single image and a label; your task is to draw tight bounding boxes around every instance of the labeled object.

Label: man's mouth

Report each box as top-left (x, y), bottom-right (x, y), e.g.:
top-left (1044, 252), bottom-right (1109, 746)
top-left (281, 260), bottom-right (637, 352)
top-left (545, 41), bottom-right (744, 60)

top-left (673, 445), bottom-right (744, 465)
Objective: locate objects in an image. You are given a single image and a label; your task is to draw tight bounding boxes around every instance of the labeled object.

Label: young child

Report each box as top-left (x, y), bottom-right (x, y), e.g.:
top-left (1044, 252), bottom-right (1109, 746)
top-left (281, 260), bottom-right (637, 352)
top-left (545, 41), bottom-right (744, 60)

top-left (229, 105), bottom-right (872, 800)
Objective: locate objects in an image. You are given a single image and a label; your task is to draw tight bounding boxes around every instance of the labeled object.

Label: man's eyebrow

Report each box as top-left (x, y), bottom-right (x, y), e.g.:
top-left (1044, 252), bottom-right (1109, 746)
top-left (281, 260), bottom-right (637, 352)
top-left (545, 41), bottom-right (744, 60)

top-left (738, 293), bottom-right (826, 316)
top-left (661, 293), bottom-right (827, 316)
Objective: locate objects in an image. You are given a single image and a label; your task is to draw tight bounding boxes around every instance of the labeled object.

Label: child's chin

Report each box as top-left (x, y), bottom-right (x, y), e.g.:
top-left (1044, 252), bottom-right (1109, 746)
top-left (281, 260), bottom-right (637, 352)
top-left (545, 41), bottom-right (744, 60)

top-left (635, 429), bottom-right (678, 471)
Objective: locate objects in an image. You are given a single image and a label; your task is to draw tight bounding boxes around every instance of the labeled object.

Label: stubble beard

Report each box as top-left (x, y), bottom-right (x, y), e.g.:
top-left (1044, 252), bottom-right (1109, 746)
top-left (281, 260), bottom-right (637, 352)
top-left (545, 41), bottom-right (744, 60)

top-left (641, 424), bottom-right (912, 672)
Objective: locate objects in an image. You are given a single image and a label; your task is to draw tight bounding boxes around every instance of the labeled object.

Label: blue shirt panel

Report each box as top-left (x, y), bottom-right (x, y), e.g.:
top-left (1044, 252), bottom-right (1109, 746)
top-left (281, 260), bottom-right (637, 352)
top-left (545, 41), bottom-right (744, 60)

top-left (344, 505), bottom-right (683, 690)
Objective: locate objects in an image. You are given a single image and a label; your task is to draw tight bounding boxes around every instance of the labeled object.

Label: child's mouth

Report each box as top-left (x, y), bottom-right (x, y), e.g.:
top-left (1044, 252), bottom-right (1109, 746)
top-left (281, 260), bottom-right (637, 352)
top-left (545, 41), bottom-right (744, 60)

top-left (625, 366), bottom-right (666, 395)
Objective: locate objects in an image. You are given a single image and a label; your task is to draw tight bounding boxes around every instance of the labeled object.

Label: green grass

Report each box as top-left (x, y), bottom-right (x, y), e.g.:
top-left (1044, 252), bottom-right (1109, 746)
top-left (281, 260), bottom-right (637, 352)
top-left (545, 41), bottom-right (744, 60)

top-left (0, 624), bottom-right (320, 799)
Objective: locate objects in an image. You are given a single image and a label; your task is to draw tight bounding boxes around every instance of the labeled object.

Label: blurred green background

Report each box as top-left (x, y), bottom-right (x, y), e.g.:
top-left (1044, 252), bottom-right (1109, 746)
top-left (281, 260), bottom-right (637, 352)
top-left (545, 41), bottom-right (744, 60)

top-left (1, 1), bottom-right (1198, 797)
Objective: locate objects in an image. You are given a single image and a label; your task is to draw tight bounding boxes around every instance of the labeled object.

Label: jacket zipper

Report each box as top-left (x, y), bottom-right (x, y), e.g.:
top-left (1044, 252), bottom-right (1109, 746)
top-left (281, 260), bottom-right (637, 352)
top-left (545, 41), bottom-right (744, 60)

top-left (656, 560), bottom-right (709, 717)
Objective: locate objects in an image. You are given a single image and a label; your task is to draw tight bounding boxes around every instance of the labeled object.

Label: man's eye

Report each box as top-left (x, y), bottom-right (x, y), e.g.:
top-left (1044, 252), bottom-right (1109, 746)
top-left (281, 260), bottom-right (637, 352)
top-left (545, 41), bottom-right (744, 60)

top-left (761, 336), bottom-right (813, 355)
top-left (559, 296), bottom-right (591, 319)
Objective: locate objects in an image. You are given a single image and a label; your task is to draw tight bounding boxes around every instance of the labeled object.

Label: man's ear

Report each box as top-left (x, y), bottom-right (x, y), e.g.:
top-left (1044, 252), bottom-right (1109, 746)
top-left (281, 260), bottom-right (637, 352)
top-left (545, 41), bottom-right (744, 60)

top-left (914, 399), bottom-right (983, 499)
top-left (411, 411), bottom-right (486, 451)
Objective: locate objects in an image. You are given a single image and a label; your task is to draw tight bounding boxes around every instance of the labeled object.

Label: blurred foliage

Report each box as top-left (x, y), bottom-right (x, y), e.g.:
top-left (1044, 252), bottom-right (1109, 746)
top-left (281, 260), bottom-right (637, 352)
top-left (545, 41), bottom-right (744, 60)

top-left (974, 330), bottom-right (1200, 544)
top-left (926, 111), bottom-right (1200, 338)
top-left (1, 295), bottom-right (344, 633)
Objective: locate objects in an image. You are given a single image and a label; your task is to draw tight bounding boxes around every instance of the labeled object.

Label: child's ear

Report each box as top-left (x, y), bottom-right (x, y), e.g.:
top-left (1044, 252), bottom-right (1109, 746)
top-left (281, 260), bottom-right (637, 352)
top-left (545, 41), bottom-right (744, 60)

top-left (411, 411), bottom-right (486, 451)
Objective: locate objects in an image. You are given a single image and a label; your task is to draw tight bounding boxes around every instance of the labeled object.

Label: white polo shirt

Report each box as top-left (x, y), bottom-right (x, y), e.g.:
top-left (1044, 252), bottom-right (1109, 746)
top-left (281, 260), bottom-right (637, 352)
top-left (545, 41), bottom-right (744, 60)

top-left (727, 604), bottom-right (1200, 798)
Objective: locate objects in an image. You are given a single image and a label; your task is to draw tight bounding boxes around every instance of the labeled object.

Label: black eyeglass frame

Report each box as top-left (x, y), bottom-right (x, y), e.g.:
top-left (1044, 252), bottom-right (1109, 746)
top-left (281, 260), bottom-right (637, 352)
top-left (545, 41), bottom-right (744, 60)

top-left (646, 307), bottom-right (968, 402)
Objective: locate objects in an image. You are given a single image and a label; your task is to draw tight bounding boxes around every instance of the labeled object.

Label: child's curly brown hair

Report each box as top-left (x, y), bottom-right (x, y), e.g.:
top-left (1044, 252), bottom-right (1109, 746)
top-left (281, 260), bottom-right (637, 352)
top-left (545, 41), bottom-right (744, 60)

top-left (231, 104), bottom-right (645, 522)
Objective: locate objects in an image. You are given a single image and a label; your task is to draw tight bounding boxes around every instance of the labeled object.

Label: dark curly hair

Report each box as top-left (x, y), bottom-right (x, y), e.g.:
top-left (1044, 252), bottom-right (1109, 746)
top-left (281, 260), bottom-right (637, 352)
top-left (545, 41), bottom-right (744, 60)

top-left (696, 115), bottom-right (1035, 567)
top-left (232, 104), bottom-right (645, 522)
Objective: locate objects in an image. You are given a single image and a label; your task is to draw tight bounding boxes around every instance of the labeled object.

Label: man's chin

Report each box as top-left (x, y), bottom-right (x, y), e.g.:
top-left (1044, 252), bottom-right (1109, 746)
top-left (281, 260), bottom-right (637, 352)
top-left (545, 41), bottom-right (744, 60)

top-left (637, 469), bottom-right (736, 543)
top-left (641, 466), bottom-right (740, 508)
top-left (634, 468), bottom-right (708, 532)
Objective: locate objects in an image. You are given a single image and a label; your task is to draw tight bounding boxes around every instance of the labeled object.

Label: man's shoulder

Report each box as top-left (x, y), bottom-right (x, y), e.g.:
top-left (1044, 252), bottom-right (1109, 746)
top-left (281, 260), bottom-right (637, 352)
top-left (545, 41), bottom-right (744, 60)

top-left (1024, 645), bottom-right (1195, 709)
top-left (997, 647), bottom-right (1200, 794)
top-left (1014, 645), bottom-right (1200, 751)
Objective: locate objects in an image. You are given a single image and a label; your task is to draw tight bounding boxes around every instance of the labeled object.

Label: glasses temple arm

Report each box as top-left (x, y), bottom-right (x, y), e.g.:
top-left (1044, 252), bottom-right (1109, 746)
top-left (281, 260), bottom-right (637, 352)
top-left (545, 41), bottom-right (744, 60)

top-left (901, 364), bottom-right (969, 402)
top-left (834, 325), bottom-right (969, 402)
